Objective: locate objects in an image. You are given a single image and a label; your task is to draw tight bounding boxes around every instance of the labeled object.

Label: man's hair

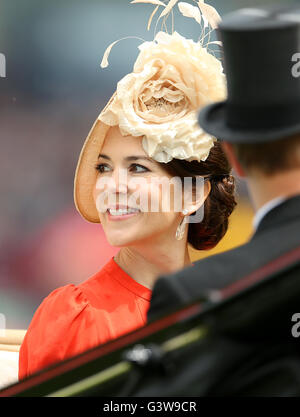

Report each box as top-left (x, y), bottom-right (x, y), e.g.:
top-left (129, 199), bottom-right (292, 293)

top-left (232, 133), bottom-right (300, 175)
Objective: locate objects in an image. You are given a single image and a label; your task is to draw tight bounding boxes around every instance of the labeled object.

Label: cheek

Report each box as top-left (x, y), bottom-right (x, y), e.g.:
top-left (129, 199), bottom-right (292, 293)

top-left (146, 180), bottom-right (172, 212)
top-left (93, 179), bottom-right (112, 214)
top-left (138, 211), bottom-right (180, 242)
top-left (94, 191), bottom-right (106, 216)
top-left (146, 180), bottom-right (181, 213)
top-left (142, 180), bottom-right (179, 229)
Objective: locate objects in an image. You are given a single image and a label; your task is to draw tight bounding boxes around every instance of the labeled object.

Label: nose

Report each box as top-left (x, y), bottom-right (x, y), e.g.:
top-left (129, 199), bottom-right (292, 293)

top-left (107, 167), bottom-right (128, 194)
top-left (95, 166), bottom-right (133, 212)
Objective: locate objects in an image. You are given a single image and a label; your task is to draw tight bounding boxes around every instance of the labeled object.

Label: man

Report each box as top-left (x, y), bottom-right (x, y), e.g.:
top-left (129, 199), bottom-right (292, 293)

top-left (147, 5), bottom-right (300, 321)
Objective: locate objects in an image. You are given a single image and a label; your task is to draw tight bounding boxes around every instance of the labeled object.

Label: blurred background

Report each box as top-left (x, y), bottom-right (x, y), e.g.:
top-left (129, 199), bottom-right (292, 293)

top-left (0, 0), bottom-right (299, 330)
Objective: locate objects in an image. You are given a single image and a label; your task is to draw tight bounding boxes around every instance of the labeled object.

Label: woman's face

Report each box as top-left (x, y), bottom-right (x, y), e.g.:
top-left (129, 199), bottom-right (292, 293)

top-left (92, 126), bottom-right (185, 247)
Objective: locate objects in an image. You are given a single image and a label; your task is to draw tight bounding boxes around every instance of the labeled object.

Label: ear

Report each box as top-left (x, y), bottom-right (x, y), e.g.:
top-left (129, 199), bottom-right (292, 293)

top-left (182, 178), bottom-right (211, 216)
top-left (221, 142), bottom-right (246, 178)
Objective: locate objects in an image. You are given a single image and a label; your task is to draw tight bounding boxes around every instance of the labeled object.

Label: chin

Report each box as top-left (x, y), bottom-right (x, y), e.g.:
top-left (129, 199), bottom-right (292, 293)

top-left (107, 238), bottom-right (131, 247)
top-left (105, 231), bottom-right (136, 247)
top-left (105, 230), bottom-right (149, 248)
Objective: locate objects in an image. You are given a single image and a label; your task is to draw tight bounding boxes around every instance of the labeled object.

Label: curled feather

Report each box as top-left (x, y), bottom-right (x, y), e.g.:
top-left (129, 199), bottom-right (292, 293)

top-left (159, 0), bottom-right (179, 19)
top-left (198, 0), bottom-right (221, 29)
top-left (101, 40), bottom-right (120, 68)
top-left (130, 0), bottom-right (166, 6)
top-left (147, 5), bottom-right (159, 30)
top-left (178, 2), bottom-right (201, 25)
top-left (101, 36), bottom-right (146, 68)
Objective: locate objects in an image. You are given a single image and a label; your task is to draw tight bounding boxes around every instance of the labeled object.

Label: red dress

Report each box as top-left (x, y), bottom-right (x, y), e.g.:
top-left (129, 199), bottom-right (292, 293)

top-left (18, 256), bottom-right (152, 380)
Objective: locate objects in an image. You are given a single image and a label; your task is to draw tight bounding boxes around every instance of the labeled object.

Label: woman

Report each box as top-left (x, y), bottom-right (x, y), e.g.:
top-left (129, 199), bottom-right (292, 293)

top-left (19, 0), bottom-right (236, 379)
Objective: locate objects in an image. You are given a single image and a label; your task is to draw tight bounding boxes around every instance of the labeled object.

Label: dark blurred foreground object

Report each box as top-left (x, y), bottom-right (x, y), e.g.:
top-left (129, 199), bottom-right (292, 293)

top-left (1, 244), bottom-right (300, 397)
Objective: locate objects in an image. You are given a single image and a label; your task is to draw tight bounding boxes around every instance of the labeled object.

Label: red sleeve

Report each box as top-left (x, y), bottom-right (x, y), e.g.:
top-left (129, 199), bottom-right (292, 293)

top-left (18, 284), bottom-right (102, 380)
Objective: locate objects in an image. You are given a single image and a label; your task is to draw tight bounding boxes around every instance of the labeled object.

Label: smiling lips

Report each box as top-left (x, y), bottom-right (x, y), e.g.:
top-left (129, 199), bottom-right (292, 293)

top-left (107, 205), bottom-right (141, 220)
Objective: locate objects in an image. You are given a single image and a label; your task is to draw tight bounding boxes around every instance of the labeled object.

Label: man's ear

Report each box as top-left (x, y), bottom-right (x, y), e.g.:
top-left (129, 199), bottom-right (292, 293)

top-left (221, 142), bottom-right (246, 178)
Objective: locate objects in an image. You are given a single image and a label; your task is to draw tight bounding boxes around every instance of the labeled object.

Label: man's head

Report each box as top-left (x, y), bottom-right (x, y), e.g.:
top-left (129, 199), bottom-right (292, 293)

top-left (220, 133), bottom-right (300, 211)
top-left (222, 133), bottom-right (300, 178)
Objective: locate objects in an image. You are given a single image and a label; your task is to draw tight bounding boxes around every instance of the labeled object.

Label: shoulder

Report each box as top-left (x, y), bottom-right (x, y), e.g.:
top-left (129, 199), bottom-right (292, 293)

top-left (19, 285), bottom-right (97, 379)
top-left (33, 284), bottom-right (90, 323)
top-left (36, 262), bottom-right (112, 315)
top-left (20, 284), bottom-right (91, 350)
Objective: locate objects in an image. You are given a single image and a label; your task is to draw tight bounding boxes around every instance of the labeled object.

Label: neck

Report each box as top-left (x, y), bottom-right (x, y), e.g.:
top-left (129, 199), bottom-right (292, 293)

top-left (247, 168), bottom-right (300, 211)
top-left (113, 229), bottom-right (191, 290)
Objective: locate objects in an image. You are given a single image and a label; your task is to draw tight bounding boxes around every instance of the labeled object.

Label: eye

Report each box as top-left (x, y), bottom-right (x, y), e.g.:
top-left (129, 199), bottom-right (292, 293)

top-left (94, 163), bottom-right (150, 174)
top-left (95, 163), bottom-right (110, 173)
top-left (130, 163), bottom-right (150, 173)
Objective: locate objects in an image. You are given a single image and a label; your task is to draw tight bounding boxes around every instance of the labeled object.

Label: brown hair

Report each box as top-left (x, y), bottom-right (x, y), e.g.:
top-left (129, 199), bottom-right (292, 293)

top-left (232, 133), bottom-right (300, 175)
top-left (161, 141), bottom-right (237, 250)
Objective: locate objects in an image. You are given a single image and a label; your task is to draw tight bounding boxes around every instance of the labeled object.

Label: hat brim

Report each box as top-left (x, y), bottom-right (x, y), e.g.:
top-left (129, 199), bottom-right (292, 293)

top-left (74, 93), bottom-right (117, 223)
top-left (198, 101), bottom-right (300, 143)
top-left (73, 118), bottom-right (110, 223)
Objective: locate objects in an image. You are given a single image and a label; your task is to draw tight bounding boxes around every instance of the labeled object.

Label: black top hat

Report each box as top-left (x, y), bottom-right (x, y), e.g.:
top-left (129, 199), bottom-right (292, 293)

top-left (198, 5), bottom-right (300, 143)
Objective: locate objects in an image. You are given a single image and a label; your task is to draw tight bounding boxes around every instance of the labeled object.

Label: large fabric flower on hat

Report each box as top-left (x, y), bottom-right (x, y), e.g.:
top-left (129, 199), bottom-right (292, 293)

top-left (99, 0), bottom-right (226, 163)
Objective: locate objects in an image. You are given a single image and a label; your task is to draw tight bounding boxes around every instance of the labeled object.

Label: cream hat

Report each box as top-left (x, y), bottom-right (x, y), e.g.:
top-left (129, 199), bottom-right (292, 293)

top-left (74, 1), bottom-right (226, 223)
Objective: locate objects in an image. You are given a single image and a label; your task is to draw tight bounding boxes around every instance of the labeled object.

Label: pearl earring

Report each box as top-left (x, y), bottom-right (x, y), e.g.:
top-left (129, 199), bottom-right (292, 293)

top-left (175, 209), bottom-right (189, 240)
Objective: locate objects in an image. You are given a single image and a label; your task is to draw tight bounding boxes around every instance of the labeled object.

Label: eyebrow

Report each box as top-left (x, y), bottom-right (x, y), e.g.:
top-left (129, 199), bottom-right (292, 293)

top-left (98, 153), bottom-right (154, 163)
